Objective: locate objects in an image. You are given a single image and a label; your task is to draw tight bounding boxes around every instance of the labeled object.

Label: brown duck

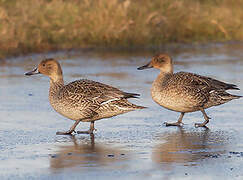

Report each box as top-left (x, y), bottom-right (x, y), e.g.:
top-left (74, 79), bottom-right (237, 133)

top-left (138, 53), bottom-right (241, 127)
top-left (25, 58), bottom-right (145, 135)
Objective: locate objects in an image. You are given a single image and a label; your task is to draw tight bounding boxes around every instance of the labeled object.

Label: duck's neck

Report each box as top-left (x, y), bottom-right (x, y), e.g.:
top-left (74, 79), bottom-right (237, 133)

top-left (49, 77), bottom-right (64, 97)
top-left (152, 71), bottom-right (173, 90)
top-left (159, 63), bottom-right (173, 74)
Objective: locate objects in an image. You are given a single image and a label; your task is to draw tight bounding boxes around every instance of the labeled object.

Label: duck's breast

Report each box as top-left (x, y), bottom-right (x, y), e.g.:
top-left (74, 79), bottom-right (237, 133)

top-left (49, 95), bottom-right (82, 120)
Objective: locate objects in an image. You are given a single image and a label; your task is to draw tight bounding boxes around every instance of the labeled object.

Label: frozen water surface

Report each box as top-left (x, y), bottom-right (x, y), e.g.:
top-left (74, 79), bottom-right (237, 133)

top-left (0, 43), bottom-right (243, 179)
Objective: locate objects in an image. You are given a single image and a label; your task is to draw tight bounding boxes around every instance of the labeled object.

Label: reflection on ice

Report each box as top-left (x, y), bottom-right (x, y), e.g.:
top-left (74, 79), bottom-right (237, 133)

top-left (50, 135), bottom-right (128, 171)
top-left (152, 128), bottom-right (229, 166)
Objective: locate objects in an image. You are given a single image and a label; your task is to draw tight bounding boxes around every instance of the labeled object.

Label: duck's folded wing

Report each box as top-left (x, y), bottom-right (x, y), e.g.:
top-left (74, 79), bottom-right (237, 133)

top-left (64, 79), bottom-right (139, 102)
top-left (175, 72), bottom-right (239, 90)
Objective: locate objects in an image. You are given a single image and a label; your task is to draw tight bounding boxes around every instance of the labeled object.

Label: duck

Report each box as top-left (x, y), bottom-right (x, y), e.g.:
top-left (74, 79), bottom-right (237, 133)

top-left (25, 58), bottom-right (145, 135)
top-left (137, 53), bottom-right (241, 127)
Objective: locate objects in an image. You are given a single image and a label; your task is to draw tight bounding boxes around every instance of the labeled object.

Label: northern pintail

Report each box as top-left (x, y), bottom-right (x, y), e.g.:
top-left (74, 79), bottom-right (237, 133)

top-left (25, 58), bottom-right (145, 135)
top-left (138, 53), bottom-right (241, 127)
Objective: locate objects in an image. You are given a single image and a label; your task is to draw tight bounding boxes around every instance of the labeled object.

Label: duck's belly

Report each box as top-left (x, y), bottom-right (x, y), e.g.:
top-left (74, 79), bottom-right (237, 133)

top-left (51, 103), bottom-right (83, 121)
top-left (151, 91), bottom-right (200, 113)
top-left (50, 100), bottom-right (130, 122)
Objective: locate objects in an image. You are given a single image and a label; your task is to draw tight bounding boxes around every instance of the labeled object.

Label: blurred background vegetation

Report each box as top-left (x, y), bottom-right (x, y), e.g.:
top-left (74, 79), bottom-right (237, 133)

top-left (0, 0), bottom-right (243, 58)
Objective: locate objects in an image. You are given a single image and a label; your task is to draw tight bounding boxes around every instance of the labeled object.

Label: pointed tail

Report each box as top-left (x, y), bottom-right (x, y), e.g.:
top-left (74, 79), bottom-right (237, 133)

top-left (123, 92), bottom-right (140, 99)
top-left (113, 99), bottom-right (146, 110)
top-left (225, 94), bottom-right (242, 100)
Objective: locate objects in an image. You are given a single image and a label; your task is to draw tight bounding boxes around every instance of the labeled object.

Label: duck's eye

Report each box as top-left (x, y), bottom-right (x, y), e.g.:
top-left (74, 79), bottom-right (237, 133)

top-left (157, 58), bottom-right (164, 62)
top-left (42, 64), bottom-right (46, 67)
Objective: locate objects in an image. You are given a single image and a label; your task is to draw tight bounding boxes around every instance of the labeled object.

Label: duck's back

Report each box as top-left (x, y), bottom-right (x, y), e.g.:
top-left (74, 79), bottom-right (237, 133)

top-left (170, 72), bottom-right (239, 90)
top-left (50, 79), bottom-right (144, 121)
top-left (151, 72), bottom-right (240, 112)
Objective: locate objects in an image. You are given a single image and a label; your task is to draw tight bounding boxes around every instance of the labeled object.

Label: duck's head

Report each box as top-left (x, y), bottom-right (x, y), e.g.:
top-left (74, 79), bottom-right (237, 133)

top-left (25, 58), bottom-right (63, 82)
top-left (137, 54), bottom-right (173, 73)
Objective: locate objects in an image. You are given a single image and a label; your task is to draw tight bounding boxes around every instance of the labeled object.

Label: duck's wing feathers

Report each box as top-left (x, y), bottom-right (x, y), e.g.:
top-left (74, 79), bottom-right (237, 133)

top-left (175, 72), bottom-right (240, 90)
top-left (64, 79), bottom-right (139, 102)
top-left (59, 79), bottom-right (139, 119)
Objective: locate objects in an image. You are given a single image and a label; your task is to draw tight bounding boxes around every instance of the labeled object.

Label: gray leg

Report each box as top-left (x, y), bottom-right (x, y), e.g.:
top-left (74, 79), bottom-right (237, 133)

top-left (165, 112), bottom-right (185, 127)
top-left (77, 121), bottom-right (96, 134)
top-left (195, 108), bottom-right (210, 127)
top-left (56, 120), bottom-right (81, 135)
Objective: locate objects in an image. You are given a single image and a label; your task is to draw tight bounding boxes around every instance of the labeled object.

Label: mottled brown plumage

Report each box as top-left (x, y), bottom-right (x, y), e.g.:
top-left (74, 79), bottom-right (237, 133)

top-left (25, 58), bottom-right (145, 135)
top-left (138, 53), bottom-right (241, 127)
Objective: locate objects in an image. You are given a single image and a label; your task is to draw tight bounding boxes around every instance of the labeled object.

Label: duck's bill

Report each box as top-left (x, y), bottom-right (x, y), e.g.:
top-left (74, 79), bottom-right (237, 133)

top-left (137, 62), bottom-right (153, 70)
top-left (25, 68), bottom-right (40, 76)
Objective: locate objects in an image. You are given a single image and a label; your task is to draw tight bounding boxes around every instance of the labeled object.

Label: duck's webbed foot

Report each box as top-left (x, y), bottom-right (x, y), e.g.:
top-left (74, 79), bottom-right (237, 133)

top-left (56, 120), bottom-right (80, 135)
top-left (195, 108), bottom-right (210, 128)
top-left (164, 121), bottom-right (184, 127)
top-left (194, 122), bottom-right (209, 128)
top-left (164, 112), bottom-right (185, 127)
top-left (56, 130), bottom-right (75, 135)
top-left (77, 121), bottom-right (96, 134)
top-left (194, 119), bottom-right (210, 128)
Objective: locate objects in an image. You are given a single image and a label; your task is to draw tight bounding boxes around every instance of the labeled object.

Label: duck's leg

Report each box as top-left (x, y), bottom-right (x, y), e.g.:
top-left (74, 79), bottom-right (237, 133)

top-left (195, 108), bottom-right (210, 127)
top-left (165, 112), bottom-right (185, 127)
top-left (77, 121), bottom-right (97, 134)
top-left (56, 120), bottom-right (81, 135)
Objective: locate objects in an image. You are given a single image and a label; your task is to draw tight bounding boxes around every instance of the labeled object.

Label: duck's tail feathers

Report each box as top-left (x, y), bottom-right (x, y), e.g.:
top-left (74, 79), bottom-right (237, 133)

top-left (220, 92), bottom-right (242, 101)
top-left (226, 83), bottom-right (240, 90)
top-left (225, 94), bottom-right (242, 100)
top-left (112, 99), bottom-right (146, 111)
top-left (123, 101), bottom-right (147, 110)
top-left (123, 92), bottom-right (141, 99)
top-left (132, 104), bottom-right (147, 109)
